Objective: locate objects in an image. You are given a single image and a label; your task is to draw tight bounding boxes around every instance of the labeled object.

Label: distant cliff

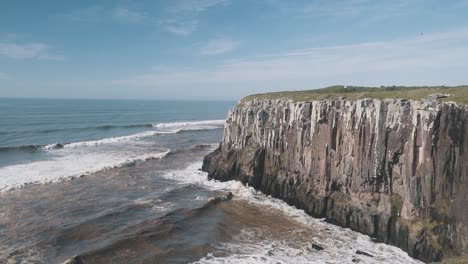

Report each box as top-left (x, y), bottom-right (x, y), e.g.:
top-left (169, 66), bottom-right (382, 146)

top-left (203, 86), bottom-right (468, 263)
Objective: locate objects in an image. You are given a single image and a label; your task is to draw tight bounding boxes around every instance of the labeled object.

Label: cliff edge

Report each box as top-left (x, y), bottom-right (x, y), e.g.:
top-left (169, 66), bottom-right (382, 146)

top-left (203, 86), bottom-right (468, 263)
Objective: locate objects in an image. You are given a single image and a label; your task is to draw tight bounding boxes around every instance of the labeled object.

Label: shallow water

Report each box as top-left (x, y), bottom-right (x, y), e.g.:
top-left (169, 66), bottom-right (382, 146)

top-left (0, 146), bottom-right (422, 264)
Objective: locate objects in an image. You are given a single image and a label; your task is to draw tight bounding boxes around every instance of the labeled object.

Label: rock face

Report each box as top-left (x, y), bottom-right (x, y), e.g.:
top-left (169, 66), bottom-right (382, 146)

top-left (203, 97), bottom-right (468, 263)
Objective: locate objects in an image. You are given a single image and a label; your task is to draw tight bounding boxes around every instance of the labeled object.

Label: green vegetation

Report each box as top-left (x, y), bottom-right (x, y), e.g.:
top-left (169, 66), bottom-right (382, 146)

top-left (390, 193), bottom-right (403, 216)
top-left (399, 217), bottom-right (444, 252)
top-left (431, 198), bottom-right (451, 219)
top-left (442, 255), bottom-right (468, 264)
top-left (241, 85), bottom-right (468, 104)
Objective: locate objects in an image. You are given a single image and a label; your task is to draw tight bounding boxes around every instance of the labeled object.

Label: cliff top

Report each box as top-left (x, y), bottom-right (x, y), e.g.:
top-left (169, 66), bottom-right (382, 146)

top-left (241, 85), bottom-right (468, 105)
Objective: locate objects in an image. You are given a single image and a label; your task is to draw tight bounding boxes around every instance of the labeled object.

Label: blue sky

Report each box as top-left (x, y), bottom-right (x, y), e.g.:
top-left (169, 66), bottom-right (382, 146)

top-left (1, 0), bottom-right (468, 100)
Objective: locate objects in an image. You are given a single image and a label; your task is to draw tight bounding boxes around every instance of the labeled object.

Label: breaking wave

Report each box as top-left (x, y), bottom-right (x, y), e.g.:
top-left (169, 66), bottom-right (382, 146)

top-left (0, 119), bottom-right (225, 152)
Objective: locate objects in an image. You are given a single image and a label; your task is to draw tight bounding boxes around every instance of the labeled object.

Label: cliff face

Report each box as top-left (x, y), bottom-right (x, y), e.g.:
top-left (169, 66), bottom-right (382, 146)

top-left (203, 97), bottom-right (468, 263)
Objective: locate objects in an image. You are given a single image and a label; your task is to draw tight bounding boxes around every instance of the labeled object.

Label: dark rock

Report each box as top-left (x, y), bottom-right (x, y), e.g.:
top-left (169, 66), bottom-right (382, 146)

top-left (211, 192), bottom-right (234, 204)
top-left (356, 250), bottom-right (374, 257)
top-left (311, 243), bottom-right (325, 251)
top-left (63, 256), bottom-right (83, 264)
top-left (195, 144), bottom-right (211, 149)
top-left (428, 93), bottom-right (451, 100)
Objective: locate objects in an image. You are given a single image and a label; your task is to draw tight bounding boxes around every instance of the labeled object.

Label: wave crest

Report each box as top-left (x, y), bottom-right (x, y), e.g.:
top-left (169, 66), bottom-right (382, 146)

top-left (0, 119), bottom-right (225, 152)
top-left (0, 149), bottom-right (170, 192)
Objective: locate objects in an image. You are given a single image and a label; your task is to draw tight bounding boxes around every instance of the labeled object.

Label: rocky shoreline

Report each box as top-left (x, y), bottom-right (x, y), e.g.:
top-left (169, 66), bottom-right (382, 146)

top-left (203, 96), bottom-right (468, 263)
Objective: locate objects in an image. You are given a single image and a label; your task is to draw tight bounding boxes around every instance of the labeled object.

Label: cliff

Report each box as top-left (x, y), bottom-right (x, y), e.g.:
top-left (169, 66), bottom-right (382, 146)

top-left (203, 86), bottom-right (468, 263)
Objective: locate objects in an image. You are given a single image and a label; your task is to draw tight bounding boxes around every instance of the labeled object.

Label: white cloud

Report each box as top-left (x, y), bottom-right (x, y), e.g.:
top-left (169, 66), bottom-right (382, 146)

top-left (112, 7), bottom-right (149, 24)
top-left (0, 42), bottom-right (64, 61)
top-left (112, 27), bottom-right (468, 97)
top-left (200, 38), bottom-right (239, 55)
top-left (161, 0), bottom-right (229, 35)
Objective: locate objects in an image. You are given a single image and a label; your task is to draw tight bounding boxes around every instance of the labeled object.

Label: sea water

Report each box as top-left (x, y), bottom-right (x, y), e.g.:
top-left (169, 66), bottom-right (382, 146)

top-left (0, 98), bottom-right (421, 263)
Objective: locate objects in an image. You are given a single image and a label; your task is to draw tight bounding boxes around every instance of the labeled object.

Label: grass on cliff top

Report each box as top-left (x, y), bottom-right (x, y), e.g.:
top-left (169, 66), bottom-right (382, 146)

top-left (241, 85), bottom-right (468, 105)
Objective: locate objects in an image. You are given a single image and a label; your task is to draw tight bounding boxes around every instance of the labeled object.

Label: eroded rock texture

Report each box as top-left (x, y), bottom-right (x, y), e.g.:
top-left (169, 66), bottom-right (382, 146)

top-left (203, 98), bottom-right (468, 263)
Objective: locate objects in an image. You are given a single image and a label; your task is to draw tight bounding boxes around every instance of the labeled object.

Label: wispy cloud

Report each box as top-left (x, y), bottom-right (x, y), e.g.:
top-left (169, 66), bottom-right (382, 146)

top-left (113, 27), bottom-right (468, 95)
top-left (161, 0), bottom-right (229, 36)
top-left (58, 2), bottom-right (228, 34)
top-left (266, 0), bottom-right (434, 21)
top-left (58, 5), bottom-right (150, 25)
top-left (160, 19), bottom-right (199, 36)
top-left (0, 33), bottom-right (20, 42)
top-left (59, 5), bottom-right (103, 22)
top-left (200, 38), bottom-right (239, 55)
top-left (300, 0), bottom-right (371, 17)
top-left (170, 0), bottom-right (229, 13)
top-left (0, 72), bottom-right (7, 80)
top-left (112, 7), bottom-right (149, 24)
top-left (0, 42), bottom-right (64, 61)
top-left (269, 0), bottom-right (468, 24)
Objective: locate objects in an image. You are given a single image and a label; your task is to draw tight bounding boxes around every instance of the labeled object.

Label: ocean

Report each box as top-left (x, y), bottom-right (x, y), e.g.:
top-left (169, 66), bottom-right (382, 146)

top-left (0, 98), bottom-right (421, 263)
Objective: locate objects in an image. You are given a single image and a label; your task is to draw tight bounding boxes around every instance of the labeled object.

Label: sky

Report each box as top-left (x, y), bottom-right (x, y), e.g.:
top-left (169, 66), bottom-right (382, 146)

top-left (1, 0), bottom-right (468, 100)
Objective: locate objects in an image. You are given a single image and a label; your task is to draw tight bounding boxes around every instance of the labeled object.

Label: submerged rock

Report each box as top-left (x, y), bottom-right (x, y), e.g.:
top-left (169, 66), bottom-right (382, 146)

top-left (356, 250), bottom-right (374, 257)
top-left (210, 192), bottom-right (234, 204)
top-left (311, 243), bottom-right (325, 251)
top-left (203, 96), bottom-right (468, 263)
top-left (55, 143), bottom-right (64, 149)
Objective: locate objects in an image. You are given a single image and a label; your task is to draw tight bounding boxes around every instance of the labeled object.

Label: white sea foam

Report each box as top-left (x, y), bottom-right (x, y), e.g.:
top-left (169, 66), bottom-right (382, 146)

top-left (161, 162), bottom-right (422, 264)
top-left (153, 119), bottom-right (225, 129)
top-left (41, 143), bottom-right (62, 151)
top-left (0, 119), bottom-right (224, 192)
top-left (152, 119), bottom-right (225, 134)
top-left (0, 147), bottom-right (169, 192)
top-left (63, 131), bottom-right (161, 149)
top-left (193, 225), bottom-right (421, 264)
top-left (133, 197), bottom-right (176, 212)
top-left (38, 120), bottom-right (225, 150)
